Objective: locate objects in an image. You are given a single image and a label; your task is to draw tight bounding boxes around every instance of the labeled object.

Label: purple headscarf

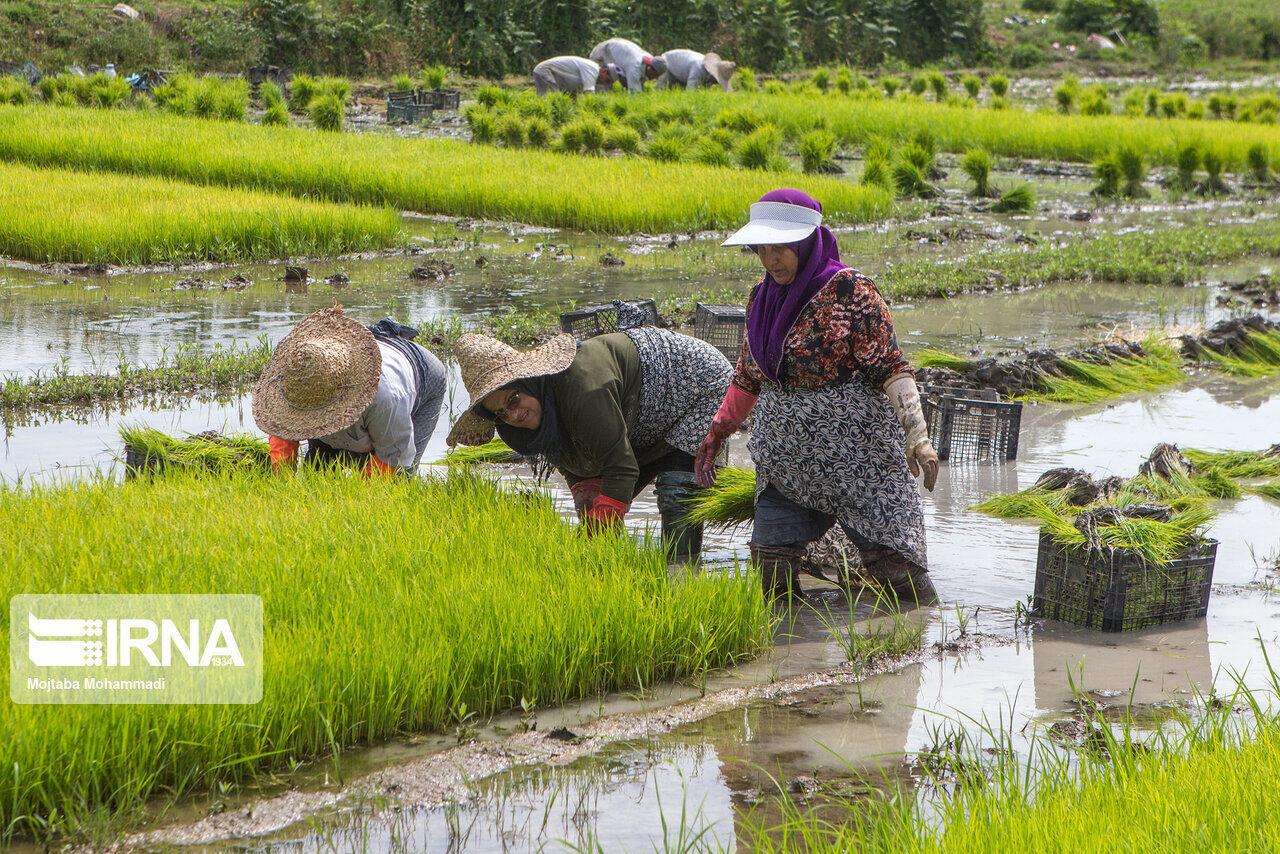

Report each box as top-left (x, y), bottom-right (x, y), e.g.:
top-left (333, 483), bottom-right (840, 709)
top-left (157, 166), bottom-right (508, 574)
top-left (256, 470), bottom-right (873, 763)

top-left (745, 189), bottom-right (848, 384)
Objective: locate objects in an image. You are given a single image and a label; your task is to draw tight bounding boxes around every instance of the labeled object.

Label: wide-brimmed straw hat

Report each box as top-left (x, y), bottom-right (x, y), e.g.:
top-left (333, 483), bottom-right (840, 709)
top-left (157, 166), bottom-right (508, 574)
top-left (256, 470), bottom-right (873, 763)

top-left (722, 200), bottom-right (823, 247)
top-left (446, 332), bottom-right (578, 447)
top-left (252, 306), bottom-right (382, 441)
top-left (702, 52), bottom-right (735, 91)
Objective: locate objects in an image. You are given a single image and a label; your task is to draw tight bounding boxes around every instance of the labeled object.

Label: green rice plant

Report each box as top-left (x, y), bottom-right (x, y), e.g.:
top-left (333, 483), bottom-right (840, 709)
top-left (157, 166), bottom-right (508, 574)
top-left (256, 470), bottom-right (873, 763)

top-left (1159, 92), bottom-right (1188, 118)
top-left (988, 74), bottom-right (1009, 97)
top-left (960, 147), bottom-right (994, 197)
top-left (0, 161), bottom-right (401, 264)
top-left (961, 75), bottom-right (981, 98)
top-left (925, 71), bottom-right (947, 101)
top-left (1021, 339), bottom-right (1186, 404)
top-left (1117, 146), bottom-right (1148, 198)
top-left (686, 466), bottom-right (756, 527)
top-left (316, 76), bottom-right (350, 104)
top-left (911, 348), bottom-right (971, 371)
top-left (833, 66), bottom-right (853, 95)
top-left (433, 437), bottom-right (521, 466)
top-left (1080, 85), bottom-right (1111, 116)
top-left (391, 73), bottom-right (414, 93)
top-left (545, 91), bottom-right (575, 127)
top-left (990, 95), bottom-right (1011, 110)
top-left (258, 80), bottom-right (285, 108)
top-left (262, 101), bottom-right (290, 127)
top-left (798, 128), bottom-right (837, 173)
top-left (735, 124), bottom-right (784, 171)
top-left (523, 117), bottom-right (552, 148)
top-left (892, 150), bottom-right (936, 198)
top-left (1198, 148), bottom-right (1231, 195)
top-left (970, 487), bottom-right (1081, 519)
top-left (1, 339), bottom-right (272, 411)
top-left (1247, 143), bottom-right (1272, 182)
top-left (646, 134), bottom-right (685, 162)
top-left (909, 75), bottom-right (927, 96)
top-left (861, 145), bottom-right (894, 193)
top-left (731, 67), bottom-right (756, 91)
top-left (513, 93), bottom-right (552, 122)
top-left (1054, 82), bottom-right (1077, 114)
top-left (811, 67), bottom-right (831, 93)
top-left (289, 73), bottom-right (318, 112)
top-left (51, 91), bottom-right (76, 109)
top-left (0, 75), bottom-right (32, 105)
top-left (1170, 141), bottom-right (1200, 193)
top-left (0, 470), bottom-right (770, 841)
top-left (1184, 448), bottom-right (1280, 480)
top-left (308, 93), bottom-right (344, 132)
top-left (716, 105), bottom-right (765, 133)
top-left (120, 426), bottom-right (269, 474)
top-left (881, 76), bottom-right (902, 97)
top-left (466, 106), bottom-right (497, 143)
top-left (991, 183), bottom-right (1035, 213)
top-left (475, 85), bottom-right (506, 108)
top-left (1187, 101), bottom-right (1206, 120)
top-left (1195, 327), bottom-right (1280, 377)
top-left (86, 73), bottom-right (131, 109)
top-left (691, 135), bottom-right (731, 167)
top-left (1092, 152), bottom-right (1122, 197)
top-left (496, 112), bottom-right (526, 147)
top-left (1253, 481), bottom-right (1280, 502)
top-left (420, 65), bottom-right (448, 90)
top-left (602, 124), bottom-right (641, 153)
top-left (0, 105), bottom-right (891, 234)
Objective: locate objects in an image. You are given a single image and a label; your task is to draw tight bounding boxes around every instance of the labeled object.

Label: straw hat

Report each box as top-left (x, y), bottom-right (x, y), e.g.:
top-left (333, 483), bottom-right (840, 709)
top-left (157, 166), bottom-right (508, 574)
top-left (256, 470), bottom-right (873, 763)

top-left (446, 332), bottom-right (578, 447)
top-left (252, 306), bottom-right (382, 440)
top-left (702, 52), bottom-right (735, 91)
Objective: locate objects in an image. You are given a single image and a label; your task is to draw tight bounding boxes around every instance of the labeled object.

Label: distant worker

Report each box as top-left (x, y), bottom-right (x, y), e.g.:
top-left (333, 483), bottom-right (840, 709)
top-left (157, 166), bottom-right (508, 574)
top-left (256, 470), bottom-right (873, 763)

top-left (253, 307), bottom-right (447, 475)
top-left (589, 38), bottom-right (666, 93)
top-left (532, 56), bottom-right (623, 96)
top-left (657, 50), bottom-right (735, 91)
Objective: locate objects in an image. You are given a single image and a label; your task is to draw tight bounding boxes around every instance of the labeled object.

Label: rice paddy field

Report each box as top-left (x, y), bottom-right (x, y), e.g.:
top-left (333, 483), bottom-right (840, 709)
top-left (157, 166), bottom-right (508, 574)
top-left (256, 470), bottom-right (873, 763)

top-left (2, 57), bottom-right (1280, 852)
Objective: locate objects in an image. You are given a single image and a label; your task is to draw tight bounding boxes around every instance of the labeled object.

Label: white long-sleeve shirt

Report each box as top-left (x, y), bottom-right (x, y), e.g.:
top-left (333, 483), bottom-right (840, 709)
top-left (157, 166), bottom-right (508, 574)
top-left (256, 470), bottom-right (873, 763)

top-left (533, 56), bottom-right (601, 93)
top-left (659, 49), bottom-right (707, 89)
top-left (314, 341), bottom-right (421, 469)
top-left (589, 38), bottom-right (650, 92)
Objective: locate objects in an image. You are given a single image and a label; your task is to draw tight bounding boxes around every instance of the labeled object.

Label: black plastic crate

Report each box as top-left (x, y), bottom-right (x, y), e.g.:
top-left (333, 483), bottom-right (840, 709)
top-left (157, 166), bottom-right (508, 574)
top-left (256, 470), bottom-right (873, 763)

top-left (693, 303), bottom-right (746, 360)
top-left (559, 299), bottom-right (658, 340)
top-left (1032, 532), bottom-right (1218, 632)
top-left (921, 383), bottom-right (1022, 462)
top-left (386, 98), bottom-right (433, 124)
top-left (424, 88), bottom-right (461, 110)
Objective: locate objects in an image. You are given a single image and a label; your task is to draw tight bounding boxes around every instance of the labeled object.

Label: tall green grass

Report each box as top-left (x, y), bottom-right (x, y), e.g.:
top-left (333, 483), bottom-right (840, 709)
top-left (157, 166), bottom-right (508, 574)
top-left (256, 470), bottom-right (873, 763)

top-left (0, 161), bottom-right (403, 264)
top-left (0, 105), bottom-right (892, 234)
top-left (0, 470), bottom-right (769, 842)
top-left (610, 90), bottom-right (1280, 168)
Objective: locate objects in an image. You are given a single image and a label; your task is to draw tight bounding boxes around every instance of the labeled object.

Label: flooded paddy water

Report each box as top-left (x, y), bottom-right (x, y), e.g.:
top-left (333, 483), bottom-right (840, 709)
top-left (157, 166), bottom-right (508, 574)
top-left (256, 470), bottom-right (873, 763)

top-left (4, 187), bottom-right (1280, 850)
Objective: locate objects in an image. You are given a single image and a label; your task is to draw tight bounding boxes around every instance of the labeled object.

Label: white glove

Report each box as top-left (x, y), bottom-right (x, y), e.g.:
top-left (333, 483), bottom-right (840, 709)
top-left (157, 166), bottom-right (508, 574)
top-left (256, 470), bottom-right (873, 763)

top-left (883, 373), bottom-right (939, 491)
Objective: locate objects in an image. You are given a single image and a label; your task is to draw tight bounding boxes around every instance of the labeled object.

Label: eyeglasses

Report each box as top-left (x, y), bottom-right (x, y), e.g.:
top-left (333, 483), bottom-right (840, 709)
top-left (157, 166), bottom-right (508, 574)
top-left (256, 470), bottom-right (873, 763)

top-left (483, 390), bottom-right (522, 422)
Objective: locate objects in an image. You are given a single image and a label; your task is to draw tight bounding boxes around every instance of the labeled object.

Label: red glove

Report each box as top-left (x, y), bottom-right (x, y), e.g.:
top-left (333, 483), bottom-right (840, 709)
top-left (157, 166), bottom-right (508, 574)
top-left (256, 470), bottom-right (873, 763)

top-left (694, 385), bottom-right (758, 486)
top-left (362, 455), bottom-right (396, 477)
top-left (269, 436), bottom-right (299, 472)
top-left (570, 477), bottom-right (603, 517)
top-left (583, 495), bottom-right (628, 532)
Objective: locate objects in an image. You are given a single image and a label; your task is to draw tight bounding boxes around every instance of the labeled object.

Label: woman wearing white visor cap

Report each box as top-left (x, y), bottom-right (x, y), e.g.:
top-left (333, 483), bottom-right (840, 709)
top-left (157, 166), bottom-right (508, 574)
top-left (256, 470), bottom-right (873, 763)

top-left (694, 188), bottom-right (939, 604)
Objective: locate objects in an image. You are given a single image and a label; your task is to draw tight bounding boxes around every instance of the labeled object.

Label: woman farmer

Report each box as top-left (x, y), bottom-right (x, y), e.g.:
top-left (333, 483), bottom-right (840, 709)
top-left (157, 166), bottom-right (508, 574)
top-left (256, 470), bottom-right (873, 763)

top-left (694, 189), bottom-right (940, 603)
top-left (253, 306), bottom-right (447, 474)
top-left (447, 325), bottom-right (732, 560)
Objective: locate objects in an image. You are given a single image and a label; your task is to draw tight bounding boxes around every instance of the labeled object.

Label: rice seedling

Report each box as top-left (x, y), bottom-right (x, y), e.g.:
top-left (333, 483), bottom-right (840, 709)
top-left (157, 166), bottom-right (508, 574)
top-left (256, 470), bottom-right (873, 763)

top-left (258, 80), bottom-right (285, 108)
top-left (1117, 146), bottom-right (1149, 198)
top-left (735, 124), bottom-right (786, 171)
top-left (1194, 326), bottom-right (1280, 377)
top-left (685, 466), bottom-right (757, 528)
top-left (732, 67), bottom-right (756, 92)
top-left (0, 106), bottom-right (889, 234)
top-left (309, 93), bottom-right (344, 132)
top-left (1022, 341), bottom-right (1186, 404)
top-left (961, 75), bottom-right (981, 99)
top-left (1092, 152), bottom-right (1123, 197)
top-left (120, 426), bottom-right (269, 474)
top-left (892, 144), bottom-right (937, 198)
top-left (262, 102), bottom-right (290, 127)
top-left (971, 487), bottom-right (1081, 519)
top-left (316, 76), bottom-right (351, 104)
top-left (716, 105), bottom-right (766, 133)
top-left (925, 71), bottom-right (947, 102)
top-left (911, 348), bottom-right (972, 371)
top-left (798, 129), bottom-right (837, 173)
top-left (1054, 81), bottom-right (1077, 114)
top-left (0, 161), bottom-right (401, 265)
top-left (1079, 85), bottom-right (1111, 116)
top-left (988, 74), bottom-right (1008, 97)
top-left (0, 75), bottom-right (32, 105)
top-left (811, 67), bottom-right (831, 93)
top-left (960, 148), bottom-right (995, 197)
top-left (1, 339), bottom-right (271, 412)
top-left (1253, 482), bottom-right (1280, 502)
top-left (1170, 141), bottom-right (1200, 193)
top-left (496, 111), bottom-right (526, 147)
top-left (289, 73), bottom-right (319, 111)
top-left (1027, 500), bottom-right (1212, 567)
top-left (391, 73), bottom-right (414, 93)
top-left (524, 117), bottom-right (552, 148)
top-left (691, 135), bottom-right (731, 167)
top-left (647, 122), bottom-right (689, 162)
top-left (0, 470), bottom-right (770, 842)
top-left (990, 183), bottom-right (1035, 213)
top-left (420, 65), bottom-right (448, 90)
top-left (432, 437), bottom-right (521, 467)
top-left (881, 77), bottom-right (901, 97)
top-left (1183, 448), bottom-right (1280, 480)
top-left (1247, 143), bottom-right (1273, 183)
top-left (1197, 148), bottom-right (1231, 196)
top-left (833, 67), bottom-right (854, 95)
top-left (909, 75), bottom-right (927, 96)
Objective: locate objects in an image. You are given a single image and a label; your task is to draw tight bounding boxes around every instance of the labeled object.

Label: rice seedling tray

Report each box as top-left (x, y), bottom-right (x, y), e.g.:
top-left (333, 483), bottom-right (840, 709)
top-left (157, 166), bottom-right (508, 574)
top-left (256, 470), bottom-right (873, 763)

top-left (559, 299), bottom-right (659, 340)
top-left (921, 384), bottom-right (1022, 463)
top-left (693, 303), bottom-right (746, 360)
top-left (1032, 532), bottom-right (1218, 632)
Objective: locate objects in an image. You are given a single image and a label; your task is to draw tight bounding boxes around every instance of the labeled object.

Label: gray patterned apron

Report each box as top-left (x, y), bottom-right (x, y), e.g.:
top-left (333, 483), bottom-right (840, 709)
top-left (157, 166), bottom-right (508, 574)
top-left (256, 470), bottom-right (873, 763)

top-left (623, 327), bottom-right (732, 457)
top-left (748, 381), bottom-right (928, 570)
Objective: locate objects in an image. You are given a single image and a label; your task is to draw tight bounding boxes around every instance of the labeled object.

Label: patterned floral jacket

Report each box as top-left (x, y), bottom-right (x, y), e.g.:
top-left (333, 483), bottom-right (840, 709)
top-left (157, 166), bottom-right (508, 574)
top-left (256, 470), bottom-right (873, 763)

top-left (731, 268), bottom-right (913, 394)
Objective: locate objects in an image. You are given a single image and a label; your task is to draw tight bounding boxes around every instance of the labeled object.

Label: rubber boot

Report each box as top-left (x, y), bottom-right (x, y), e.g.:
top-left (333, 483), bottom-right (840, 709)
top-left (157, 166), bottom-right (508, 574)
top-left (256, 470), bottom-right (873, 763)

top-left (654, 470), bottom-right (705, 564)
top-left (750, 544), bottom-right (805, 600)
top-left (861, 551), bottom-right (938, 607)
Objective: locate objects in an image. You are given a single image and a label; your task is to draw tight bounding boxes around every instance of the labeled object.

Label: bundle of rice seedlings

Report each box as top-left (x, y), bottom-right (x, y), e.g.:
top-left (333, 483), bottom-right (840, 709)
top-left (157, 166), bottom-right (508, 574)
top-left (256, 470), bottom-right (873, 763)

top-left (686, 467), bottom-right (756, 528)
top-left (391, 73), bottom-right (414, 93)
top-left (289, 73), bottom-right (318, 112)
top-left (961, 75), bottom-right (981, 98)
top-left (971, 487), bottom-right (1081, 519)
top-left (1117, 146), bottom-right (1149, 198)
top-left (1184, 447), bottom-right (1280, 480)
top-left (912, 348), bottom-right (972, 371)
top-left (420, 65), bottom-right (448, 90)
top-left (799, 129), bottom-right (838, 174)
top-left (960, 148), bottom-right (995, 197)
top-left (120, 426), bottom-right (269, 474)
top-left (433, 437), bottom-right (521, 467)
top-left (1169, 142), bottom-right (1200, 194)
top-left (1092, 153), bottom-right (1122, 198)
top-left (1196, 327), bottom-right (1280, 377)
top-left (988, 75), bottom-right (1008, 97)
top-left (735, 125), bottom-right (785, 171)
top-left (1246, 143), bottom-right (1272, 184)
top-left (602, 125), bottom-right (641, 153)
top-left (882, 77), bottom-right (902, 97)
top-left (1251, 482), bottom-right (1280, 502)
top-left (991, 184), bottom-right (1035, 213)
top-left (1026, 338), bottom-right (1185, 404)
top-left (309, 93), bottom-right (344, 132)
top-left (691, 135), bottom-right (731, 167)
top-left (1028, 500), bottom-right (1214, 566)
top-left (496, 112), bottom-right (526, 147)
top-left (1197, 149), bottom-right (1232, 196)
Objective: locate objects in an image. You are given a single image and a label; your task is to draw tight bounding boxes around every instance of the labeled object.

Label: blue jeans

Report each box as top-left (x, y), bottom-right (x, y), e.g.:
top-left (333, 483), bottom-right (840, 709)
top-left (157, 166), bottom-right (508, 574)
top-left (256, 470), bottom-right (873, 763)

top-left (751, 483), bottom-right (886, 553)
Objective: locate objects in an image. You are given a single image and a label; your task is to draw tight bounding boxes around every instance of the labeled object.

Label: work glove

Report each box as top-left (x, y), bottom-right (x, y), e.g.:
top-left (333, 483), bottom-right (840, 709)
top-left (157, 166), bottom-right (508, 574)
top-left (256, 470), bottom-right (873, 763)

top-left (569, 477), bottom-right (603, 517)
top-left (694, 385), bottom-right (758, 487)
top-left (268, 436), bottom-right (299, 472)
top-left (362, 455), bottom-right (396, 477)
top-left (582, 495), bottom-right (628, 535)
top-left (883, 373), bottom-right (939, 492)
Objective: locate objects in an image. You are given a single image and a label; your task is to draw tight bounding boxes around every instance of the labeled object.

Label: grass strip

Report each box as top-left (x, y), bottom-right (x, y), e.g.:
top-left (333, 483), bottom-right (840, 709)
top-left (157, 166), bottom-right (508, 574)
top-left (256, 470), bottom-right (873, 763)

top-left (613, 89), bottom-right (1280, 168)
top-left (1194, 326), bottom-right (1280, 377)
top-left (0, 470), bottom-right (770, 842)
top-left (0, 105), bottom-right (892, 234)
top-left (0, 161), bottom-right (403, 264)
top-left (119, 426), bottom-right (269, 474)
top-left (0, 340), bottom-right (271, 411)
